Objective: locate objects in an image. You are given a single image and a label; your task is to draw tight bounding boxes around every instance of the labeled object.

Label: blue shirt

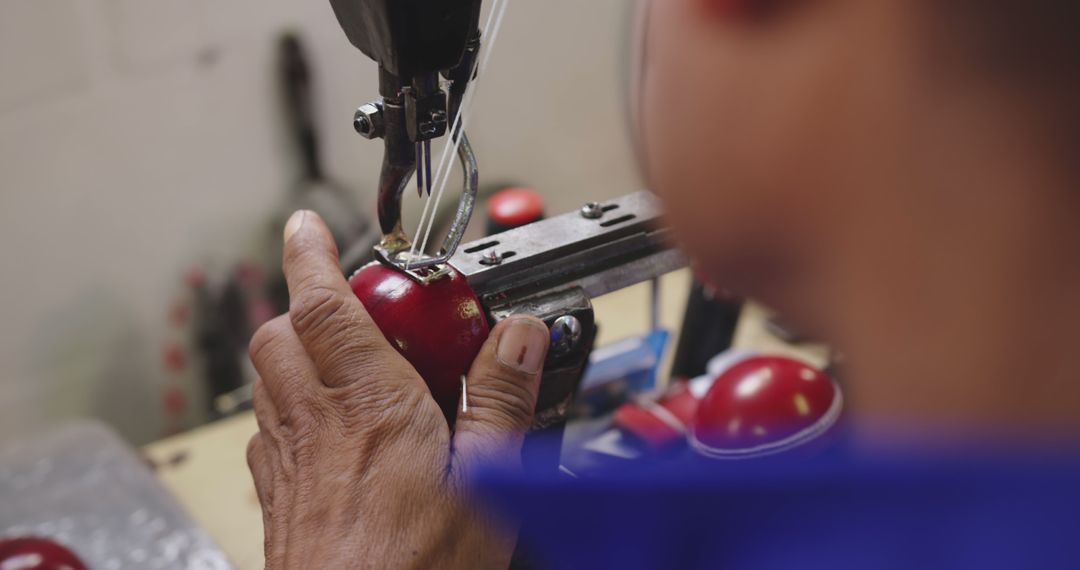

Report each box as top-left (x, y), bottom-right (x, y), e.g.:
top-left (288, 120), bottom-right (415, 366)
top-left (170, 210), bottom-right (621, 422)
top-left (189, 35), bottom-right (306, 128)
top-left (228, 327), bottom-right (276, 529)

top-left (476, 443), bottom-right (1080, 569)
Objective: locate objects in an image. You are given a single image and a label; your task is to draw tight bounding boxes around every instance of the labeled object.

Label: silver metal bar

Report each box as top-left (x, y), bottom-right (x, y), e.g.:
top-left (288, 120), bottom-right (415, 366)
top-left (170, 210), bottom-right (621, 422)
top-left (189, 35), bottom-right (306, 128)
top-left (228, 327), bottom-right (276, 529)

top-left (450, 191), bottom-right (687, 300)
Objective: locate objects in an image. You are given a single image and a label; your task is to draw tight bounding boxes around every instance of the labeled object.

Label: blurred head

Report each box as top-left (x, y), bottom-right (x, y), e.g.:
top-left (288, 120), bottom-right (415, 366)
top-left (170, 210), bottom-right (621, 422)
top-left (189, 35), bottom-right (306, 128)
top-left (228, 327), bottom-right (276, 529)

top-left (638, 0), bottom-right (1078, 315)
top-left (635, 0), bottom-right (1080, 431)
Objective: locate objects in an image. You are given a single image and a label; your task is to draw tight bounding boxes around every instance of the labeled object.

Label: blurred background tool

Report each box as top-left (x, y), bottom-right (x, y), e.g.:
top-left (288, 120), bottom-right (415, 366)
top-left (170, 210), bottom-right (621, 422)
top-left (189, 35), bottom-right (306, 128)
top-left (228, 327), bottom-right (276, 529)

top-left (669, 280), bottom-right (743, 380)
top-left (273, 32), bottom-right (378, 280)
top-left (165, 32), bottom-right (381, 427)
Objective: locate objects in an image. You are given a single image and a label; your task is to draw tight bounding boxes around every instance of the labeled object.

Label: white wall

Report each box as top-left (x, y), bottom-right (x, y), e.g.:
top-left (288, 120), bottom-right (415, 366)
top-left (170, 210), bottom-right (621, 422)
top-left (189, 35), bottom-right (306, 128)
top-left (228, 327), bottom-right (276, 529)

top-left (0, 0), bottom-right (641, 443)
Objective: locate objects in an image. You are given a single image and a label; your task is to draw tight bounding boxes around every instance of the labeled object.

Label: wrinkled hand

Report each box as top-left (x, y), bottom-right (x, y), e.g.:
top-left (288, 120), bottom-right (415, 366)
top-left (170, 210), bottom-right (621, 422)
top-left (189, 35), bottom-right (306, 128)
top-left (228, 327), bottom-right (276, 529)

top-left (246, 211), bottom-right (550, 569)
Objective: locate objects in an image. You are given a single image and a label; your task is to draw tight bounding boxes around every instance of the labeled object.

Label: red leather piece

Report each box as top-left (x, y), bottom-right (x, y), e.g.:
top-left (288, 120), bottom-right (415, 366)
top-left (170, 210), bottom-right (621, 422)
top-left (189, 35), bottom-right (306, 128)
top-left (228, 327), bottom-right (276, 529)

top-left (691, 356), bottom-right (840, 458)
top-left (349, 263), bottom-right (490, 419)
top-left (614, 382), bottom-right (700, 451)
top-left (662, 383), bottom-right (699, 426)
top-left (613, 403), bottom-right (684, 450)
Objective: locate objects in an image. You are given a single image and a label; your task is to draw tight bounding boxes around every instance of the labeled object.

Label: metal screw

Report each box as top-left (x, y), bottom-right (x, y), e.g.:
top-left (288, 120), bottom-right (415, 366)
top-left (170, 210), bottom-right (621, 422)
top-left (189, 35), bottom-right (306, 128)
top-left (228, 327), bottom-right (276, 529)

top-left (550, 315), bottom-right (583, 355)
top-left (479, 251), bottom-right (503, 266)
top-left (580, 202), bottom-right (604, 219)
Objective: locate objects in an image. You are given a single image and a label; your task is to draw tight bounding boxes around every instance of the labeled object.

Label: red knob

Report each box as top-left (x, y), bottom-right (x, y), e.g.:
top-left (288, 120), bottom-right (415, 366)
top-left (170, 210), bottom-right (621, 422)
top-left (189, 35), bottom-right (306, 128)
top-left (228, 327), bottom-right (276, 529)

top-left (486, 187), bottom-right (544, 234)
top-left (349, 263), bottom-right (490, 420)
top-left (0, 537), bottom-right (87, 570)
top-left (690, 356), bottom-right (841, 459)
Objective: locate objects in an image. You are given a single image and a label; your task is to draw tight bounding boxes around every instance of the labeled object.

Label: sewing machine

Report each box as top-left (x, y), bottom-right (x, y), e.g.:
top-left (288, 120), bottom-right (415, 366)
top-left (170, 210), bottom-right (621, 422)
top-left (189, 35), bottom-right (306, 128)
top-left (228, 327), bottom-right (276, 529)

top-left (329, 0), bottom-right (685, 469)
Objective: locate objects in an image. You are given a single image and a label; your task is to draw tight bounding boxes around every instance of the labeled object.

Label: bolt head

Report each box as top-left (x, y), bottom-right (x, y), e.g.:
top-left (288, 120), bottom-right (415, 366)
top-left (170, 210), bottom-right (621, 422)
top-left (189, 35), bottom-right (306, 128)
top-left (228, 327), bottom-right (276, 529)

top-left (550, 315), bottom-right (583, 355)
top-left (479, 251), bottom-right (503, 266)
top-left (580, 202), bottom-right (604, 219)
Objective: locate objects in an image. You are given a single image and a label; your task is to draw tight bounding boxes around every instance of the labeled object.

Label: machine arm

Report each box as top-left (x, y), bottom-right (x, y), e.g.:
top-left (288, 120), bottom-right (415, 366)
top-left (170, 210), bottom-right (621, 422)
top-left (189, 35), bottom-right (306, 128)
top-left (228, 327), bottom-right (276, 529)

top-left (331, 0), bottom-right (484, 270)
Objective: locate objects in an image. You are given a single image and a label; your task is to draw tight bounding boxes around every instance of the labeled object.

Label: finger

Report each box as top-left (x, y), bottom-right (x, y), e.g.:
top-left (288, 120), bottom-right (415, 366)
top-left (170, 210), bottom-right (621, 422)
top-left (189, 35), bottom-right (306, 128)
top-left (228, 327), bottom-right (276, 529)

top-left (250, 382), bottom-right (290, 566)
top-left (281, 210), bottom-right (403, 389)
top-left (246, 433), bottom-right (274, 508)
top-left (452, 316), bottom-right (549, 473)
top-left (249, 314), bottom-right (322, 423)
top-left (246, 434), bottom-right (277, 564)
top-left (251, 381), bottom-right (285, 463)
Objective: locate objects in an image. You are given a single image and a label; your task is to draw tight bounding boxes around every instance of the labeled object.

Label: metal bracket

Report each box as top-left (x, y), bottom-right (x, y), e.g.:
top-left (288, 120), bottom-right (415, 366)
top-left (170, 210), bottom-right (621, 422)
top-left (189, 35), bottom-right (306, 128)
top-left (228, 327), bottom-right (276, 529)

top-left (374, 130), bottom-right (479, 273)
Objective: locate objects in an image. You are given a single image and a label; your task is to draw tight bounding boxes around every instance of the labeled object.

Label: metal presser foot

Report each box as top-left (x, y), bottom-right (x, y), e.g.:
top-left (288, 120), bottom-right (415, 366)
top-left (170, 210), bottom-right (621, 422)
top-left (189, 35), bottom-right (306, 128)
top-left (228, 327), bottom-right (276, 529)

top-left (358, 101), bottom-right (478, 280)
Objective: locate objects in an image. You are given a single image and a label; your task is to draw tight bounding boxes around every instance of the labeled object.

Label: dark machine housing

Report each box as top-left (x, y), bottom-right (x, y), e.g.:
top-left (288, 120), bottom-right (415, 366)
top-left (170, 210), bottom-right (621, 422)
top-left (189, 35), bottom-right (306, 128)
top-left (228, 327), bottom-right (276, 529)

top-left (329, 0), bottom-right (483, 79)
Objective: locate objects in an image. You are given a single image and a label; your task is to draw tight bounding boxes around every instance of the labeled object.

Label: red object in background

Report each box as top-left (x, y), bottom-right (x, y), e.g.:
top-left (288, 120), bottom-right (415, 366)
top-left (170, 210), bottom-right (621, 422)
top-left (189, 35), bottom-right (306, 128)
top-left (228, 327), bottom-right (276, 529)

top-left (487, 187), bottom-right (544, 233)
top-left (234, 262), bottom-right (262, 288)
top-left (0, 537), bottom-right (87, 570)
top-left (690, 356), bottom-right (841, 459)
top-left (162, 343), bottom-right (187, 372)
top-left (163, 384), bottom-right (187, 417)
top-left (613, 382), bottom-right (700, 451)
top-left (184, 266), bottom-right (206, 289)
top-left (247, 297), bottom-right (277, 330)
top-left (349, 263), bottom-right (491, 420)
top-left (168, 301), bottom-right (190, 327)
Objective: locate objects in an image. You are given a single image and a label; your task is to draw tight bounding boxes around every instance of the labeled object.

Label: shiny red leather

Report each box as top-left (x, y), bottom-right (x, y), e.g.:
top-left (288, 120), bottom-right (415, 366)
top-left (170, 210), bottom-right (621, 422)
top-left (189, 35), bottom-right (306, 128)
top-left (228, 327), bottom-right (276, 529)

top-left (349, 262), bottom-right (490, 419)
top-left (0, 537), bottom-right (87, 570)
top-left (691, 356), bottom-right (840, 458)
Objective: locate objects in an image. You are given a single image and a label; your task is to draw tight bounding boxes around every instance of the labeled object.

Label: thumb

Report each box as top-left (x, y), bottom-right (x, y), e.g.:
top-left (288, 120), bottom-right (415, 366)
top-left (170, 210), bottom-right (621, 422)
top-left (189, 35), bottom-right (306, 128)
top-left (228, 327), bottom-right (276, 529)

top-left (452, 315), bottom-right (550, 472)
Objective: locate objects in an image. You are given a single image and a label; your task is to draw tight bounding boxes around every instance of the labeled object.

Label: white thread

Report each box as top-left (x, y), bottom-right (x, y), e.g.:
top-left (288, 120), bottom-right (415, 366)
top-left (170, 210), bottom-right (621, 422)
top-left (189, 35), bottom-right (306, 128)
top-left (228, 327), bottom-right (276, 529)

top-left (460, 374), bottom-right (469, 413)
top-left (409, 0), bottom-right (512, 264)
top-left (411, 0), bottom-right (508, 261)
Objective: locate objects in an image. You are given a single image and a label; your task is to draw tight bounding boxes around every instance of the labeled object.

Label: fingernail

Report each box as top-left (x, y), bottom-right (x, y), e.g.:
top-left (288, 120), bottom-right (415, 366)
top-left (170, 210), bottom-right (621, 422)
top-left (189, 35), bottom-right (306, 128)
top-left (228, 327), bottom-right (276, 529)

top-left (496, 319), bottom-right (549, 375)
top-left (284, 210), bottom-right (307, 243)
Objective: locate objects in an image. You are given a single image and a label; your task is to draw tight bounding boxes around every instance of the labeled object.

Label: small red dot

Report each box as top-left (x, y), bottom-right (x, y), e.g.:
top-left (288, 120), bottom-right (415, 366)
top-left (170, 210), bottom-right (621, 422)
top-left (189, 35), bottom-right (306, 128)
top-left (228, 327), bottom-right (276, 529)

top-left (162, 344), bottom-right (187, 372)
top-left (168, 302), bottom-right (190, 327)
top-left (185, 266), bottom-right (207, 288)
top-left (163, 386), bottom-right (186, 416)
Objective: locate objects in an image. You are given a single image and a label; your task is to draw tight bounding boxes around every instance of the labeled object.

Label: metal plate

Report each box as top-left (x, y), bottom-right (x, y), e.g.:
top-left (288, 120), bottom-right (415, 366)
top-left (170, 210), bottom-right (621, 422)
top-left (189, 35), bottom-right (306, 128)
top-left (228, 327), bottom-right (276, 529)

top-left (450, 192), bottom-right (687, 301)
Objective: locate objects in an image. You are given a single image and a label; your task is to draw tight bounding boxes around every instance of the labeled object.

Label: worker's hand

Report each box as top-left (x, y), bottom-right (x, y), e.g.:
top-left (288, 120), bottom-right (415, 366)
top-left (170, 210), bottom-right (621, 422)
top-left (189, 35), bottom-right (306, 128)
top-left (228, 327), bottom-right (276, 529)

top-left (246, 211), bottom-right (550, 570)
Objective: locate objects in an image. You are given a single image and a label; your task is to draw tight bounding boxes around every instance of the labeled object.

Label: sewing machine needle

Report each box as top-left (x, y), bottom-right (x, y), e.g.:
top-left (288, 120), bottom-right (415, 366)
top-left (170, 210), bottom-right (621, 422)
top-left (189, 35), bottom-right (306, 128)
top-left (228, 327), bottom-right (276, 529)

top-left (424, 140), bottom-right (433, 196)
top-left (416, 142), bottom-right (424, 198)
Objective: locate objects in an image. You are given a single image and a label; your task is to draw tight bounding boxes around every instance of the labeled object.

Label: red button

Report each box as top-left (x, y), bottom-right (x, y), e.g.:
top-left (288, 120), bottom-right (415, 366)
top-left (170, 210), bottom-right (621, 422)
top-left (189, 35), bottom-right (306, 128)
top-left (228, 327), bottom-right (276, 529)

top-left (488, 187), bottom-right (544, 228)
